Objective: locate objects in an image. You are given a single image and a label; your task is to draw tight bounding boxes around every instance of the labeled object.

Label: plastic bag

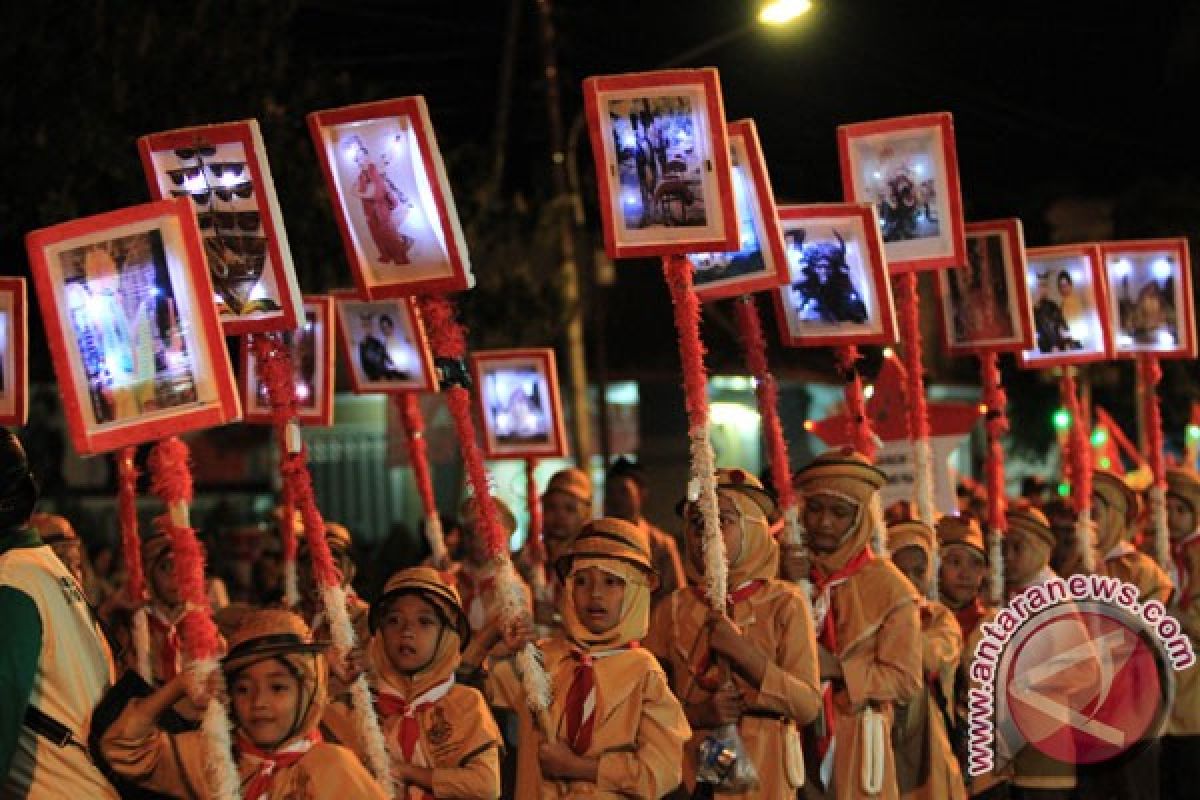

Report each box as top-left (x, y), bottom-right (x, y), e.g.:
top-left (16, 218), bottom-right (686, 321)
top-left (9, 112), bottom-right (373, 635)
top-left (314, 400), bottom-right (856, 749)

top-left (695, 722), bottom-right (760, 791)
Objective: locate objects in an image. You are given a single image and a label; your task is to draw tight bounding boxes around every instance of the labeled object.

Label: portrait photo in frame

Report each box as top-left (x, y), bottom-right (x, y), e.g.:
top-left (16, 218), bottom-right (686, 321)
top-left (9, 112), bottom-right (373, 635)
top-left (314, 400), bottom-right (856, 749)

top-left (689, 119), bottom-right (790, 302)
top-left (583, 68), bottom-right (739, 259)
top-left (0, 277), bottom-right (28, 426)
top-left (25, 197), bottom-right (240, 455)
top-left (308, 97), bottom-right (474, 300)
top-left (838, 112), bottom-right (967, 273)
top-left (771, 203), bottom-right (897, 348)
top-left (934, 219), bottom-right (1035, 355)
top-left (138, 120), bottom-right (304, 335)
top-left (1017, 244), bottom-right (1111, 368)
top-left (242, 295), bottom-right (335, 427)
top-left (1099, 238), bottom-right (1196, 359)
top-left (333, 290), bottom-right (438, 394)
top-left (469, 348), bottom-right (568, 460)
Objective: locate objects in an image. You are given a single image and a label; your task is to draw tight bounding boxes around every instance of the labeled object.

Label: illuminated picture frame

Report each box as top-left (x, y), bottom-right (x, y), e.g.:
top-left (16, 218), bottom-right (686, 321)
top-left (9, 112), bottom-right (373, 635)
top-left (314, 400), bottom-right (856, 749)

top-left (1098, 238), bottom-right (1196, 360)
top-left (690, 119), bottom-right (790, 302)
top-left (25, 197), bottom-right (241, 454)
top-left (333, 290), bottom-right (438, 394)
top-left (1017, 244), bottom-right (1112, 368)
top-left (307, 97), bottom-right (474, 299)
top-left (838, 112), bottom-right (967, 273)
top-left (241, 295), bottom-right (336, 427)
top-left (771, 203), bottom-right (898, 348)
top-left (934, 219), bottom-right (1035, 355)
top-left (0, 277), bottom-right (28, 427)
top-left (469, 348), bottom-right (568, 460)
top-left (583, 68), bottom-right (739, 259)
top-left (138, 120), bottom-right (304, 335)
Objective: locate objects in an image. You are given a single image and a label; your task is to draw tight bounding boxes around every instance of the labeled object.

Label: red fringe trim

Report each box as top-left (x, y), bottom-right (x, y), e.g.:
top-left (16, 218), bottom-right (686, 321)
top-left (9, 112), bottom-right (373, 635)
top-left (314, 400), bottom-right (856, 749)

top-left (733, 295), bottom-right (796, 511)
top-left (445, 385), bottom-right (509, 556)
top-left (117, 447), bottom-right (145, 603)
top-left (397, 393), bottom-right (439, 520)
top-left (834, 345), bottom-right (877, 459)
top-left (1141, 356), bottom-right (1167, 488)
top-left (1060, 370), bottom-right (1091, 515)
top-left (418, 295), bottom-right (467, 360)
top-left (980, 352), bottom-right (1009, 534)
top-left (662, 255), bottom-right (710, 430)
top-left (147, 437), bottom-right (193, 507)
top-left (896, 273), bottom-right (931, 442)
top-left (525, 458), bottom-right (545, 563)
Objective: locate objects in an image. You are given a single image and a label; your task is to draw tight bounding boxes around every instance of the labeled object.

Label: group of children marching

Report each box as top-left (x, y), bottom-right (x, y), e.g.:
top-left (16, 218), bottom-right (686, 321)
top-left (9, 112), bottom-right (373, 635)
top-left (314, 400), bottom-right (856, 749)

top-left (26, 447), bottom-right (1200, 799)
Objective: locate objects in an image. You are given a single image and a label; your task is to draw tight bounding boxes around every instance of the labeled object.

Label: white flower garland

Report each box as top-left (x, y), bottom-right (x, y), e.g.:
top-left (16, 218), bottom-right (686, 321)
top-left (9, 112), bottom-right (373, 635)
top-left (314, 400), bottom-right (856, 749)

top-left (496, 559), bottom-right (553, 723)
top-left (689, 426), bottom-right (727, 608)
top-left (186, 657), bottom-right (241, 800)
top-left (423, 511), bottom-right (448, 568)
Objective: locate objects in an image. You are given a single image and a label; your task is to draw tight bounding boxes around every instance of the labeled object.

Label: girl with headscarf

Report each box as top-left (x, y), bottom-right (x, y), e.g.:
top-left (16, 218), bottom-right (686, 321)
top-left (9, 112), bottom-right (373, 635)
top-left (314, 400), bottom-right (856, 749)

top-left (644, 468), bottom-right (821, 799)
top-left (487, 517), bottom-right (690, 798)
top-left (793, 448), bottom-right (922, 800)
top-left (886, 518), bottom-right (967, 800)
top-left (357, 566), bottom-right (501, 799)
top-left (100, 609), bottom-right (386, 798)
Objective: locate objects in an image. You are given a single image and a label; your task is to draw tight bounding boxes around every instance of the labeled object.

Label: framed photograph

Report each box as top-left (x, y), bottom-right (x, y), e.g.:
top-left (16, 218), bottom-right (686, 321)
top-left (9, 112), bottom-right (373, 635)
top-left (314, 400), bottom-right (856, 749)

top-left (583, 68), bottom-right (739, 259)
top-left (469, 348), bottom-right (568, 460)
top-left (1098, 239), bottom-right (1196, 359)
top-left (837, 112), bottom-right (967, 273)
top-left (689, 119), bottom-right (790, 302)
top-left (138, 120), bottom-right (304, 335)
top-left (0, 277), bottom-right (28, 426)
top-left (1017, 244), bottom-right (1111, 368)
top-left (770, 203), bottom-right (898, 348)
top-left (333, 290), bottom-right (438, 394)
top-left (934, 219), bottom-right (1035, 355)
top-left (307, 97), bottom-right (474, 299)
top-left (25, 197), bottom-right (241, 455)
top-left (241, 296), bottom-right (335, 427)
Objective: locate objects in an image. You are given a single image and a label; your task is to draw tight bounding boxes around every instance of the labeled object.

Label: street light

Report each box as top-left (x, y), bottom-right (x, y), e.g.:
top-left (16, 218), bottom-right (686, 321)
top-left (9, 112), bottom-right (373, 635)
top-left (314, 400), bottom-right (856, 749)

top-left (759, 0), bottom-right (813, 26)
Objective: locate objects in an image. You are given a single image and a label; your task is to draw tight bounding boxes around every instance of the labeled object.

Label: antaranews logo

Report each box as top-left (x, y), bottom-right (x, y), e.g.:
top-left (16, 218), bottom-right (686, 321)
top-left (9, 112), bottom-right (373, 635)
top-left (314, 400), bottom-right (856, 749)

top-left (967, 574), bottom-right (1195, 775)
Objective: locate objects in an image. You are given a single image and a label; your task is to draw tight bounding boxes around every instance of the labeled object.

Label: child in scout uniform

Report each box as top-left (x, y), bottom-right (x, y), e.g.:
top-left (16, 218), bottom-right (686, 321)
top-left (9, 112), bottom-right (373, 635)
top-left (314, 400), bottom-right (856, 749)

top-left (100, 608), bottom-right (387, 799)
top-left (141, 531), bottom-right (186, 686)
top-left (1091, 469), bottom-right (1173, 604)
top-left (297, 520), bottom-right (371, 645)
top-left (1161, 467), bottom-right (1200, 799)
top-left (1001, 508), bottom-right (1099, 800)
top-left (454, 495), bottom-right (530, 643)
top-left (793, 448), bottom-right (922, 800)
top-left (365, 566), bottom-right (502, 799)
top-left (488, 516), bottom-right (691, 798)
top-left (527, 467), bottom-right (594, 637)
top-left (936, 513), bottom-right (1006, 797)
top-left (887, 518), bottom-right (967, 800)
top-left (645, 468), bottom-right (820, 799)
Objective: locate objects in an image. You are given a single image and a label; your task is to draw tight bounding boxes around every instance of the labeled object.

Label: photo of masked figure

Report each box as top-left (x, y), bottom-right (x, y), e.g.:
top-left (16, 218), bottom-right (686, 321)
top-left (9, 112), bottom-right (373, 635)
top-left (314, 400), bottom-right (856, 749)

top-left (787, 228), bottom-right (869, 325)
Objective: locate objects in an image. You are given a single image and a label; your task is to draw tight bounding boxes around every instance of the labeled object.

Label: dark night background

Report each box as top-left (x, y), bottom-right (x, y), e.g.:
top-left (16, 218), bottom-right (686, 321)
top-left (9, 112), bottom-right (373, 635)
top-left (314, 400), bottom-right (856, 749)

top-left (3, 0), bottom-right (1200, 458)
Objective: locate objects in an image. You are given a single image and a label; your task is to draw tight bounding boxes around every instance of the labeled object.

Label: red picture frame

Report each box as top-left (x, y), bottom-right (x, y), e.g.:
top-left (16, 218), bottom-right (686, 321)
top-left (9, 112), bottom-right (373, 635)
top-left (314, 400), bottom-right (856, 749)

top-left (1017, 244), bottom-right (1112, 369)
top-left (690, 119), bottom-right (790, 302)
top-left (332, 289), bottom-right (438, 394)
top-left (138, 120), bottom-right (304, 335)
top-left (933, 219), bottom-right (1036, 355)
top-left (307, 97), bottom-right (474, 299)
top-left (837, 112), bottom-right (967, 273)
top-left (469, 348), bottom-right (568, 460)
top-left (241, 295), bottom-right (335, 427)
top-left (583, 68), bottom-right (739, 259)
top-left (25, 197), bottom-right (241, 455)
top-left (771, 203), bottom-right (898, 348)
top-left (0, 277), bottom-right (28, 426)
top-left (1097, 238), bottom-right (1196, 360)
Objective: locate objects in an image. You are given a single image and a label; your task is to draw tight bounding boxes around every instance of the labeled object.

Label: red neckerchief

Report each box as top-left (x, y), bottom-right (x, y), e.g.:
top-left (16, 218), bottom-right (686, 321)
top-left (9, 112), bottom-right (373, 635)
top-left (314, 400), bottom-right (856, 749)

top-left (808, 547), bottom-right (874, 763)
top-left (687, 580), bottom-right (767, 691)
top-left (237, 730), bottom-right (321, 800)
top-left (950, 596), bottom-right (987, 641)
top-left (1172, 531), bottom-right (1200, 610)
top-left (146, 608), bottom-right (180, 683)
top-left (562, 643), bottom-right (638, 755)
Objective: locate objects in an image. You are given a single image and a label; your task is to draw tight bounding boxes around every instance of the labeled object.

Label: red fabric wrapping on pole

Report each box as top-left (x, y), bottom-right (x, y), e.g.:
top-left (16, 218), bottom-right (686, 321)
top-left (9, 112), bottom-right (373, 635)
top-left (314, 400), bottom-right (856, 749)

top-left (146, 438), bottom-right (220, 661)
top-left (1142, 357), bottom-right (1166, 486)
top-left (733, 295), bottom-right (795, 512)
top-left (418, 295), bottom-right (507, 558)
top-left (980, 352), bottom-right (1009, 534)
top-left (397, 392), bottom-right (439, 522)
top-left (117, 446), bottom-right (144, 603)
top-left (280, 488), bottom-right (298, 566)
top-left (1060, 370), bottom-right (1091, 517)
top-left (896, 273), bottom-right (931, 442)
top-left (525, 458), bottom-right (544, 564)
top-left (834, 345), bottom-right (877, 460)
top-left (662, 256), bottom-right (710, 428)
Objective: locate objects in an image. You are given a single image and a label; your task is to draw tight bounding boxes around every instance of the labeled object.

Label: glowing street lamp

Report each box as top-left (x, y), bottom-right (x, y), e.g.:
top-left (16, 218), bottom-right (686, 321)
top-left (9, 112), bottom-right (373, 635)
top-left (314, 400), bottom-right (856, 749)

top-left (759, 0), bottom-right (813, 26)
